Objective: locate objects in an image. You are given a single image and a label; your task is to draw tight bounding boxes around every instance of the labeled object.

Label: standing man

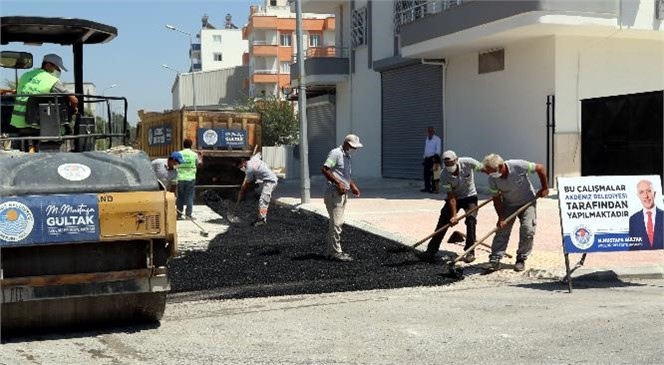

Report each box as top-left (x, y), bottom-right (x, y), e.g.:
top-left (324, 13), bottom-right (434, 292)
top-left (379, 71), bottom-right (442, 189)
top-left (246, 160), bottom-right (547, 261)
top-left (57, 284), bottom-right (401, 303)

top-left (151, 152), bottom-right (183, 192)
top-left (236, 154), bottom-right (279, 226)
top-left (416, 150), bottom-right (484, 263)
top-left (421, 126), bottom-right (441, 193)
top-left (176, 138), bottom-right (202, 220)
top-left (481, 153), bottom-right (548, 272)
top-left (10, 54), bottom-right (78, 141)
top-left (322, 134), bottom-right (363, 262)
top-left (629, 179), bottom-right (663, 250)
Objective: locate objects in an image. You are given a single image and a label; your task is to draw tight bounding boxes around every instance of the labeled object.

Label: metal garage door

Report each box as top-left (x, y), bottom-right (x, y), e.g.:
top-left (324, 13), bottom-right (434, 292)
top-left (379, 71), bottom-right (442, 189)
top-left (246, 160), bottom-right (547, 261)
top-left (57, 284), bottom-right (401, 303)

top-left (581, 90), bottom-right (663, 181)
top-left (382, 64), bottom-right (443, 179)
top-left (307, 94), bottom-right (336, 174)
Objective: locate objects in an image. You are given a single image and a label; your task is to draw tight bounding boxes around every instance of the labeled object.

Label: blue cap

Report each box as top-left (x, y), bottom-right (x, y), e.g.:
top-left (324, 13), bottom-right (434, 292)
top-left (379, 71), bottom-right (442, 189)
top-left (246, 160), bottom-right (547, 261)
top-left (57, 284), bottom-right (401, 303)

top-left (169, 151), bottom-right (184, 164)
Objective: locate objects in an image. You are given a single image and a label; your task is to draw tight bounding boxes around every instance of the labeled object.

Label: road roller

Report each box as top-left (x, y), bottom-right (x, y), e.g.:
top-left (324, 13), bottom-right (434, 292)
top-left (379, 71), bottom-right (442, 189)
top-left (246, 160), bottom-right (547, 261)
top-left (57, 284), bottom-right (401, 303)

top-left (0, 16), bottom-right (177, 333)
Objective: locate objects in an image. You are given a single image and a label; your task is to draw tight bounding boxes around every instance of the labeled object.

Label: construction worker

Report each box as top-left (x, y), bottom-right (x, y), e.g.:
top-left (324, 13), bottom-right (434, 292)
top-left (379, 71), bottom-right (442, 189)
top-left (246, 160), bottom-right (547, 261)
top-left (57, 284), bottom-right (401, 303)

top-left (416, 150), bottom-right (484, 263)
top-left (481, 153), bottom-right (549, 272)
top-left (322, 134), bottom-right (363, 262)
top-left (176, 139), bottom-right (202, 220)
top-left (151, 152), bottom-right (184, 192)
top-left (10, 54), bottom-right (78, 139)
top-left (236, 154), bottom-right (279, 226)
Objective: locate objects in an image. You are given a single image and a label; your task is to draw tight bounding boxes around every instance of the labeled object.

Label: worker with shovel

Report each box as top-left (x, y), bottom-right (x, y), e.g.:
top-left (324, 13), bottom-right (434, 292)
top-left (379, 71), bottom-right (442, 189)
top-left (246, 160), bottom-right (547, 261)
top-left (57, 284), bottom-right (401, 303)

top-left (481, 153), bottom-right (549, 272)
top-left (236, 154), bottom-right (279, 226)
top-left (416, 150), bottom-right (485, 263)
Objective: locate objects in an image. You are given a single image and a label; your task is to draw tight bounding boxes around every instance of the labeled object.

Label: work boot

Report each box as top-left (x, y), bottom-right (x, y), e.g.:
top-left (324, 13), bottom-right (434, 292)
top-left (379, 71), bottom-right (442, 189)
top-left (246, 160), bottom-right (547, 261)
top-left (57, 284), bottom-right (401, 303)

top-left (462, 251), bottom-right (476, 263)
top-left (177, 215), bottom-right (184, 221)
top-left (514, 256), bottom-right (527, 272)
top-left (327, 252), bottom-right (353, 262)
top-left (414, 251), bottom-right (436, 263)
top-left (488, 255), bottom-right (501, 271)
top-left (252, 217), bottom-right (267, 226)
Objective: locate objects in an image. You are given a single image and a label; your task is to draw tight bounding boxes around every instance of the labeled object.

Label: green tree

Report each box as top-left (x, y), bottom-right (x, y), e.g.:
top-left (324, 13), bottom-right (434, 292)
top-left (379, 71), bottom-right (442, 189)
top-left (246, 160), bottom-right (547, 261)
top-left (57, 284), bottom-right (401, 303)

top-left (238, 95), bottom-right (299, 146)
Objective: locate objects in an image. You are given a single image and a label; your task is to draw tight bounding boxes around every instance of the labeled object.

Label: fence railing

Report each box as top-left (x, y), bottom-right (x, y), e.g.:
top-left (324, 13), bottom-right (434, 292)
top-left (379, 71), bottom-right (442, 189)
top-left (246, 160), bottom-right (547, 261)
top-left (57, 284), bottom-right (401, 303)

top-left (394, 0), bottom-right (465, 34)
top-left (291, 47), bottom-right (350, 63)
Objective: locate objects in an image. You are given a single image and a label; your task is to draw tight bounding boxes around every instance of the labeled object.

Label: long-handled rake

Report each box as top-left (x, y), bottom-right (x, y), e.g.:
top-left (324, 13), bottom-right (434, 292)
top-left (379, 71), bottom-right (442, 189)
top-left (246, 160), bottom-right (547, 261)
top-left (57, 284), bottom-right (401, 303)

top-left (386, 197), bottom-right (493, 254)
top-left (441, 197), bottom-right (538, 279)
top-left (176, 208), bottom-right (209, 237)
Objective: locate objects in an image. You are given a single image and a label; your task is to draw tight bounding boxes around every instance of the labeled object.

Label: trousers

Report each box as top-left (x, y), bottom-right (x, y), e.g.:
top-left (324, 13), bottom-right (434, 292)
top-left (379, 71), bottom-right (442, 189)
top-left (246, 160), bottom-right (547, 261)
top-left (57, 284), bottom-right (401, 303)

top-left (425, 195), bottom-right (478, 254)
top-left (324, 189), bottom-right (347, 255)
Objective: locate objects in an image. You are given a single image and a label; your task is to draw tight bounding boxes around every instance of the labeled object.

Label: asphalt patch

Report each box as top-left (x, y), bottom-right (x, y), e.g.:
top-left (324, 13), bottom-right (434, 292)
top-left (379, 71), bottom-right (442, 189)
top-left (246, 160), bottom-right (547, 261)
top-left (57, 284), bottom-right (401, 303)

top-left (168, 195), bottom-right (458, 300)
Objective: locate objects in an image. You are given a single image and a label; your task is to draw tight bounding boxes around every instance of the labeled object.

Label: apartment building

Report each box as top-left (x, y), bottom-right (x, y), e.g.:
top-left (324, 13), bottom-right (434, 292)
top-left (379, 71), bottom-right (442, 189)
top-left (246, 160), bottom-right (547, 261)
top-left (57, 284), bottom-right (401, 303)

top-left (243, 0), bottom-right (335, 97)
top-left (190, 14), bottom-right (248, 72)
top-left (297, 0), bottom-right (664, 183)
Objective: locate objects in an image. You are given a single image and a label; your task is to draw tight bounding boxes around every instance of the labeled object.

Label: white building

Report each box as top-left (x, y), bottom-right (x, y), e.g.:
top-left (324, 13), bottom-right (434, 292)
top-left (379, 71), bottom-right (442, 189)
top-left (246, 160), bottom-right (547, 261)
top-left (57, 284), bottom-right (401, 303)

top-left (296, 0), bottom-right (664, 185)
top-left (190, 14), bottom-right (248, 72)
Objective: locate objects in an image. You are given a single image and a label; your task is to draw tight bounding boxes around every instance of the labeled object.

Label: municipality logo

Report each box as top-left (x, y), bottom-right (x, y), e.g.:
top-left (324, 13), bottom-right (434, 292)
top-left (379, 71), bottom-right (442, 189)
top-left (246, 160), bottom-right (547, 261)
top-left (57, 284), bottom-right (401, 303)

top-left (571, 225), bottom-right (594, 250)
top-left (0, 201), bottom-right (35, 242)
top-left (203, 129), bottom-right (218, 146)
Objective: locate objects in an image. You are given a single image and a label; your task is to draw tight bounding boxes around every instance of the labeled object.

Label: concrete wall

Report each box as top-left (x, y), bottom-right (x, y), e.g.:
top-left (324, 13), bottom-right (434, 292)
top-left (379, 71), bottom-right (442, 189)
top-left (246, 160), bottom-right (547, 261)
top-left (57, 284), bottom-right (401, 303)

top-left (200, 29), bottom-right (247, 71)
top-left (445, 36), bottom-right (555, 179)
top-left (332, 0), bottom-right (393, 178)
top-left (554, 35), bottom-right (664, 177)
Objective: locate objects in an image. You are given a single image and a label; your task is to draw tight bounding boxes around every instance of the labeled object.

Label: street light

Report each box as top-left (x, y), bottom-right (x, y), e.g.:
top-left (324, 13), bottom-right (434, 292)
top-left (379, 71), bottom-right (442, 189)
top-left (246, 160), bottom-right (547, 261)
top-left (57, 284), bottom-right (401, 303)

top-left (101, 84), bottom-right (117, 96)
top-left (161, 64), bottom-right (180, 74)
top-left (164, 24), bottom-right (197, 111)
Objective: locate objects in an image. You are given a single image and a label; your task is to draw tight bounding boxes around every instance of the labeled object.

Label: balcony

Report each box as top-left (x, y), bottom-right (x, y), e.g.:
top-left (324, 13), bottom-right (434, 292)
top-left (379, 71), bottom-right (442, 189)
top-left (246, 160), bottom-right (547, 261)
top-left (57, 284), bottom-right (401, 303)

top-left (290, 47), bottom-right (349, 87)
top-left (398, 0), bottom-right (625, 58)
top-left (252, 40), bottom-right (279, 57)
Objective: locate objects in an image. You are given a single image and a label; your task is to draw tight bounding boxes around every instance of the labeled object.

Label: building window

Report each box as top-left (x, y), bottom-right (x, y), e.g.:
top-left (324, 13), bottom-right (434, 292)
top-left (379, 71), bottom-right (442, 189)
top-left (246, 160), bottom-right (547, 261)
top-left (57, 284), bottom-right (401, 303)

top-left (478, 49), bottom-right (504, 74)
top-left (280, 62), bottom-right (291, 73)
top-left (352, 7), bottom-right (367, 48)
top-left (280, 33), bottom-right (292, 46)
top-left (214, 53), bottom-right (223, 62)
top-left (309, 34), bottom-right (321, 47)
top-left (213, 34), bottom-right (222, 43)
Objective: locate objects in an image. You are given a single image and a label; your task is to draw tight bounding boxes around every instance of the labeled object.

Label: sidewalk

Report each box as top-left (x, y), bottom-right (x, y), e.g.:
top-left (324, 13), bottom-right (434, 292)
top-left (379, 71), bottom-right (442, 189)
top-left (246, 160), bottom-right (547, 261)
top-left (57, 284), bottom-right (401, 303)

top-left (274, 177), bottom-right (664, 281)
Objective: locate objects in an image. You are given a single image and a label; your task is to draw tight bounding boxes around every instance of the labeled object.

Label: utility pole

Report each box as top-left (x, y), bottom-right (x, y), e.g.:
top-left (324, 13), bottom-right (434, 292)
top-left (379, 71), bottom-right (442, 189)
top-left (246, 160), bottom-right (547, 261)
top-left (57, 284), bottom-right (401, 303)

top-left (295, 0), bottom-right (310, 203)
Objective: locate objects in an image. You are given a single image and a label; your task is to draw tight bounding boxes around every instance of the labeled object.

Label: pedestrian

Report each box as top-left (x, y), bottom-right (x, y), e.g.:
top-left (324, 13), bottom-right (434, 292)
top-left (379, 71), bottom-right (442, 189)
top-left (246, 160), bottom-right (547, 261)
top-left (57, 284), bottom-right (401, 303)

top-left (152, 152), bottom-right (184, 193)
top-left (481, 153), bottom-right (549, 272)
top-left (416, 150), bottom-right (484, 263)
top-left (236, 154), bottom-right (279, 226)
top-left (421, 126), bottom-right (441, 193)
top-left (176, 138), bottom-right (203, 220)
top-left (322, 134), bottom-right (363, 262)
top-left (432, 154), bottom-right (442, 194)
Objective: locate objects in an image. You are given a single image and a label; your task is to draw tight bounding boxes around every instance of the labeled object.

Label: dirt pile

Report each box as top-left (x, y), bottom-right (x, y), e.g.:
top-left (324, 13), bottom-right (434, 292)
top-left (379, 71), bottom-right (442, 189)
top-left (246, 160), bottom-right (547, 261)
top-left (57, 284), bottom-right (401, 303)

top-left (168, 193), bottom-right (457, 299)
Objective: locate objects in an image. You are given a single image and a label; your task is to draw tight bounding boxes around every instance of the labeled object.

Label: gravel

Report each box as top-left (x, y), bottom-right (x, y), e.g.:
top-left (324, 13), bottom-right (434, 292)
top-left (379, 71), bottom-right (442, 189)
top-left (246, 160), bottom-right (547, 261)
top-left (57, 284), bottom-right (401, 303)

top-left (168, 193), bottom-right (458, 300)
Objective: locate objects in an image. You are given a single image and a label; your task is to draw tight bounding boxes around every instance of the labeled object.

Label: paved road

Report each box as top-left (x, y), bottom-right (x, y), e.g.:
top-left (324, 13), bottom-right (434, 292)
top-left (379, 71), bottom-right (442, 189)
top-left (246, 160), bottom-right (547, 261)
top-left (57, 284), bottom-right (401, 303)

top-left (2, 277), bottom-right (663, 364)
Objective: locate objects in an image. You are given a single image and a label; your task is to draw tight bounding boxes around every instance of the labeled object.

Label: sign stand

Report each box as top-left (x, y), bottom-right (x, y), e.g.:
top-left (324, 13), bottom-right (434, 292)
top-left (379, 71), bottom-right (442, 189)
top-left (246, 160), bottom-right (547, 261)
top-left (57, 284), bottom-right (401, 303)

top-left (562, 252), bottom-right (587, 293)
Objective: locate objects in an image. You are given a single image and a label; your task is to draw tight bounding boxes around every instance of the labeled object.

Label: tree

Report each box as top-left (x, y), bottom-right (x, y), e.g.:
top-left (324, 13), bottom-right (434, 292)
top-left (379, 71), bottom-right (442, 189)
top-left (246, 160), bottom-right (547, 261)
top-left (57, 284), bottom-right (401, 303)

top-left (237, 95), bottom-right (299, 146)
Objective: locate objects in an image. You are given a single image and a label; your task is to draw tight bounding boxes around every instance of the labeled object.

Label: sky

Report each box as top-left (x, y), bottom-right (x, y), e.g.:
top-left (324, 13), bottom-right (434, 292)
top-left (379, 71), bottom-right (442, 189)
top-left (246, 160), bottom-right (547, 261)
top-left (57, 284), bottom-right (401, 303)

top-left (0, 0), bottom-right (262, 125)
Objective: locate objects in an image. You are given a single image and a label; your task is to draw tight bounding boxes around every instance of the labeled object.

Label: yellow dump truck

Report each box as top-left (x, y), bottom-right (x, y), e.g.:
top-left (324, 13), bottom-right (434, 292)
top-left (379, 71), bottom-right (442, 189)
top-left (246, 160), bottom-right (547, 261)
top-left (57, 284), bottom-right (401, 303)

top-left (137, 109), bottom-right (262, 192)
top-left (1, 16), bottom-right (176, 332)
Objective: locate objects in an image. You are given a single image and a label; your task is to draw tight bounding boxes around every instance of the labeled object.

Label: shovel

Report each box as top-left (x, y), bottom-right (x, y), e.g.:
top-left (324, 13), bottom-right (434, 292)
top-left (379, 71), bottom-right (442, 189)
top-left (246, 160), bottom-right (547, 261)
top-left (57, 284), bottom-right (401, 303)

top-left (407, 197), bottom-right (494, 251)
top-left (441, 198), bottom-right (538, 279)
top-left (226, 194), bottom-right (242, 223)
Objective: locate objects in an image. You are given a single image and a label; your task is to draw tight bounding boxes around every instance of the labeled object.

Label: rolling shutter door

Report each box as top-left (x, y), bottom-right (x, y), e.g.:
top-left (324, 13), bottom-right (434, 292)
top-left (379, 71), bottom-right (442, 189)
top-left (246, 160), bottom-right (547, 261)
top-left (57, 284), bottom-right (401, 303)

top-left (307, 94), bottom-right (336, 175)
top-left (381, 64), bottom-right (442, 179)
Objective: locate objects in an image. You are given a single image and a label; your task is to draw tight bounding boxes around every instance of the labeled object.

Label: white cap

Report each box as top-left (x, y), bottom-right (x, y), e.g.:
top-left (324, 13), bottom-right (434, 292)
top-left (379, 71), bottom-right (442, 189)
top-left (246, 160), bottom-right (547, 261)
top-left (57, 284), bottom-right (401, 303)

top-left (442, 150), bottom-right (457, 160)
top-left (43, 54), bottom-right (68, 72)
top-left (344, 134), bottom-right (363, 148)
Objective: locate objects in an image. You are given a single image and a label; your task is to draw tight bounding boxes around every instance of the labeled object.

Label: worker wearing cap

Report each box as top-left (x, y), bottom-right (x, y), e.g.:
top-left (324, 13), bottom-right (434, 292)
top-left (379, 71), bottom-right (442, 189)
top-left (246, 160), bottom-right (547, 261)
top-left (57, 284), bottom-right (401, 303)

top-left (322, 134), bottom-right (363, 262)
top-left (416, 150), bottom-right (484, 263)
top-left (236, 154), bottom-right (279, 227)
top-left (10, 54), bottom-right (79, 135)
top-left (481, 153), bottom-right (548, 272)
top-left (152, 152), bottom-right (184, 193)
